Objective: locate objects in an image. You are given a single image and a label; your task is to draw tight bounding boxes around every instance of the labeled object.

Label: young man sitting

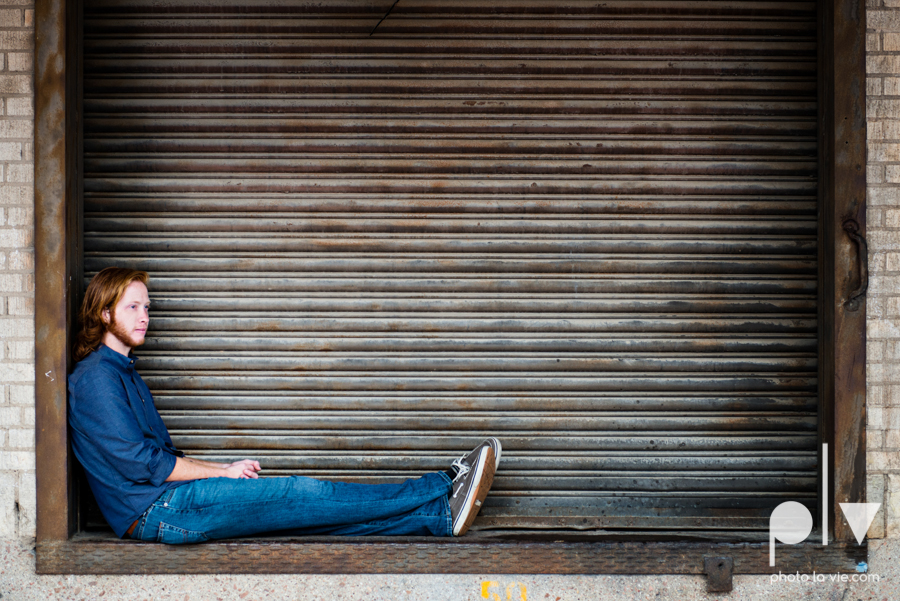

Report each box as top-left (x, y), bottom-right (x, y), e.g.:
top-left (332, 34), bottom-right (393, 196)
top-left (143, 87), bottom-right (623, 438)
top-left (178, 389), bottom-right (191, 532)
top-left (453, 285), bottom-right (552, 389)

top-left (68, 267), bottom-right (500, 544)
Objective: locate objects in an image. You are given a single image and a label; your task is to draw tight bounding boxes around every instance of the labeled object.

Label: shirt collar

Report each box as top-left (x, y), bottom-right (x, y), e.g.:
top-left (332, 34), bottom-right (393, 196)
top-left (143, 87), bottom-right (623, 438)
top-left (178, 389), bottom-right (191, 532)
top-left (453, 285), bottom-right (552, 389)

top-left (95, 343), bottom-right (139, 369)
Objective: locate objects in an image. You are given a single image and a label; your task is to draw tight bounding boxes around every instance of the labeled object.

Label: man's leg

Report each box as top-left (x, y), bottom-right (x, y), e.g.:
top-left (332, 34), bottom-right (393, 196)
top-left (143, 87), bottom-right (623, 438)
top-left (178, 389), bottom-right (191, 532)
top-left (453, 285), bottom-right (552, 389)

top-left (131, 472), bottom-right (454, 544)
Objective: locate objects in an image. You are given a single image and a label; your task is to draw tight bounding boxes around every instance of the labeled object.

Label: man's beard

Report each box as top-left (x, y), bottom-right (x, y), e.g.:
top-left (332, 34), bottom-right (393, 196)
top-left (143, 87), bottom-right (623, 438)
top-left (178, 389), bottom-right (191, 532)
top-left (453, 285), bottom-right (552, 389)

top-left (107, 316), bottom-right (145, 351)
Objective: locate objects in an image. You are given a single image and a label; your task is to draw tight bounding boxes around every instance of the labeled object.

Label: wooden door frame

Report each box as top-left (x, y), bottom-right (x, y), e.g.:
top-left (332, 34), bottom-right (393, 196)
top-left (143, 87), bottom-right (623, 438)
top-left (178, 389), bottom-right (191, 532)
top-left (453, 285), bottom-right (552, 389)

top-left (33, 0), bottom-right (868, 573)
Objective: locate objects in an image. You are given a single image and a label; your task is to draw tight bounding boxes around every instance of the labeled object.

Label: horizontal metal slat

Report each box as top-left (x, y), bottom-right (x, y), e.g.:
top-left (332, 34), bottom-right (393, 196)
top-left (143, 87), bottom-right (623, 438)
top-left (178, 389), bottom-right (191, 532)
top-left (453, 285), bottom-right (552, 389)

top-left (139, 297), bottom-right (818, 313)
top-left (86, 235), bottom-right (819, 255)
top-left (84, 137), bottom-right (818, 157)
top-left (83, 215), bottom-right (819, 235)
top-left (171, 433), bottom-right (817, 452)
top-left (137, 354), bottom-right (818, 372)
top-left (151, 394), bottom-right (818, 412)
top-left (138, 316), bottom-right (818, 334)
top-left (141, 374), bottom-right (817, 393)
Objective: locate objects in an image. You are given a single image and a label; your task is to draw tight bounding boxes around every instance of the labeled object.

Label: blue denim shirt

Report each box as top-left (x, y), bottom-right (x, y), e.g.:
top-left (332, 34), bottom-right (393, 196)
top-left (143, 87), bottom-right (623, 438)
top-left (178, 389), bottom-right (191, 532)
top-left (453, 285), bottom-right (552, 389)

top-left (68, 344), bottom-right (186, 537)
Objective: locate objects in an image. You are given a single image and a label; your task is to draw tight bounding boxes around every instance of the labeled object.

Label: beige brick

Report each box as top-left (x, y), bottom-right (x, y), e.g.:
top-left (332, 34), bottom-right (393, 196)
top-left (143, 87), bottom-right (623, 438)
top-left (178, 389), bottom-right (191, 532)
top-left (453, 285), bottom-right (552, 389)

top-left (7, 97), bottom-right (32, 117)
top-left (871, 143), bottom-right (900, 162)
top-left (869, 120), bottom-right (884, 140)
top-left (869, 362), bottom-right (900, 382)
top-left (0, 31), bottom-right (31, 50)
top-left (870, 99), bottom-right (900, 120)
top-left (18, 471), bottom-right (34, 538)
top-left (0, 431), bottom-right (5, 446)
top-left (0, 451), bottom-right (33, 471)
top-left (884, 252), bottom-right (900, 270)
top-left (0, 406), bottom-right (20, 427)
top-left (8, 296), bottom-right (33, 315)
top-left (870, 406), bottom-right (885, 428)
top-left (0, 317), bottom-right (30, 338)
top-left (888, 297), bottom-right (900, 316)
top-left (886, 429), bottom-right (900, 448)
top-left (868, 206), bottom-right (886, 229)
top-left (868, 318), bottom-right (900, 340)
top-left (887, 33), bottom-right (900, 51)
top-left (868, 451), bottom-right (893, 470)
top-left (21, 406), bottom-right (33, 427)
top-left (24, 142), bottom-right (34, 161)
top-left (0, 184), bottom-right (31, 204)
top-left (7, 52), bottom-right (30, 73)
top-left (886, 166), bottom-right (900, 183)
top-left (24, 8), bottom-right (32, 27)
top-left (869, 56), bottom-right (900, 75)
top-left (870, 187), bottom-right (900, 206)
top-left (7, 340), bottom-right (32, 360)
top-left (870, 78), bottom-right (884, 96)
top-left (869, 32), bottom-right (882, 52)
top-left (888, 385), bottom-right (900, 405)
top-left (887, 475), bottom-right (900, 537)
top-left (0, 295), bottom-right (6, 315)
top-left (0, 142), bottom-right (21, 161)
top-left (0, 471), bottom-right (16, 538)
top-left (878, 120), bottom-right (900, 139)
top-left (8, 428), bottom-right (32, 449)
top-left (7, 163), bottom-right (33, 183)
top-left (6, 207), bottom-right (31, 227)
top-left (871, 11), bottom-right (900, 31)
top-left (869, 341), bottom-right (885, 363)
top-left (9, 250), bottom-right (33, 270)
top-left (0, 228), bottom-right (32, 249)
top-left (887, 407), bottom-right (900, 429)
top-left (9, 384), bottom-right (32, 406)
top-left (869, 428), bottom-right (885, 449)
top-left (0, 121), bottom-right (33, 139)
top-left (869, 165), bottom-right (885, 184)
top-left (0, 363), bottom-right (30, 384)
top-left (0, 75), bottom-right (31, 95)
top-left (868, 474), bottom-right (886, 539)
top-left (0, 273), bottom-right (33, 293)
top-left (871, 384), bottom-right (885, 406)
top-left (0, 9), bottom-right (22, 27)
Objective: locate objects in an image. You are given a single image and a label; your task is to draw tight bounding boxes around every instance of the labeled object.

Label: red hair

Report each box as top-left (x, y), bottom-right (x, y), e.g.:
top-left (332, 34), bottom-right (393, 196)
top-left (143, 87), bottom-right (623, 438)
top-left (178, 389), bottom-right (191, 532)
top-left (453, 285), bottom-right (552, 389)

top-left (74, 267), bottom-right (149, 361)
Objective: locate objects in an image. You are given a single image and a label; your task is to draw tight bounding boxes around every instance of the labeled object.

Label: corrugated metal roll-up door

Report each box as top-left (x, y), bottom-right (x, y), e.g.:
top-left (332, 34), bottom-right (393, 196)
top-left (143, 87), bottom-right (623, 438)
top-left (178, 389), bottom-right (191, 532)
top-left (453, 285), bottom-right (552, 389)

top-left (81, 0), bottom-right (819, 533)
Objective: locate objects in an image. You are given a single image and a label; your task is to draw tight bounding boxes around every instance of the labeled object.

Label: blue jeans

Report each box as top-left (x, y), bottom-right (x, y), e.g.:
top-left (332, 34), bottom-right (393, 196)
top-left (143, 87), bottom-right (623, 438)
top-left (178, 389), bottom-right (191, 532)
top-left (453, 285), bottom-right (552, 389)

top-left (130, 472), bottom-right (454, 544)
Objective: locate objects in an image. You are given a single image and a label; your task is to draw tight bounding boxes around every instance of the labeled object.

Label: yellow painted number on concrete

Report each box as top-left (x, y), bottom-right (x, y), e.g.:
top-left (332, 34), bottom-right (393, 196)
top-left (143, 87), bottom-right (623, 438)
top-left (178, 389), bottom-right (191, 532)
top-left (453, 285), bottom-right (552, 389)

top-left (481, 581), bottom-right (527, 601)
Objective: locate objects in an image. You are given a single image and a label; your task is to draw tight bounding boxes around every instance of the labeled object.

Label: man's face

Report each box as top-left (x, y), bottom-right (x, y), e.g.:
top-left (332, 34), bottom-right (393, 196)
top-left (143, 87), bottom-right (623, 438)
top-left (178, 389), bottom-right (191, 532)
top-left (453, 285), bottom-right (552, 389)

top-left (102, 280), bottom-right (150, 353)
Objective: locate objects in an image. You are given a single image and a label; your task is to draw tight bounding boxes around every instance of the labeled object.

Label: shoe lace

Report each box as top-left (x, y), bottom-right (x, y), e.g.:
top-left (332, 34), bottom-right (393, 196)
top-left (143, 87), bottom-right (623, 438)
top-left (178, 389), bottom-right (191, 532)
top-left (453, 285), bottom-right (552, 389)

top-left (450, 456), bottom-right (471, 497)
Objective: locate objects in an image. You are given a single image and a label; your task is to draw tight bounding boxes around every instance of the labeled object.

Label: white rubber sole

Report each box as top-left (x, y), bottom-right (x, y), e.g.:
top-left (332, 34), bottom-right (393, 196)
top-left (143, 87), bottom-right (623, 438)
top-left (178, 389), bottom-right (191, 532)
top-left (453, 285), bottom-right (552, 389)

top-left (452, 446), bottom-right (496, 536)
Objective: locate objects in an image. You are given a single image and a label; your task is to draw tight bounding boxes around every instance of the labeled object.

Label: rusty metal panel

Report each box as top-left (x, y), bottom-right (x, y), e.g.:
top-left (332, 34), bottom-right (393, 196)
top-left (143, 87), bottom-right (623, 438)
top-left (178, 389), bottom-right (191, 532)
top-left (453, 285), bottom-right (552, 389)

top-left (80, 0), bottom-right (818, 532)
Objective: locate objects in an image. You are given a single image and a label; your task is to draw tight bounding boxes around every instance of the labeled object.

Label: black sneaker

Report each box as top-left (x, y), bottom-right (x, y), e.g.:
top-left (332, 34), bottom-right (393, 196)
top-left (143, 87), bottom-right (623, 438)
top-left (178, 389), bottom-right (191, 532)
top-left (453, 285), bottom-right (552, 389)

top-left (449, 444), bottom-right (496, 536)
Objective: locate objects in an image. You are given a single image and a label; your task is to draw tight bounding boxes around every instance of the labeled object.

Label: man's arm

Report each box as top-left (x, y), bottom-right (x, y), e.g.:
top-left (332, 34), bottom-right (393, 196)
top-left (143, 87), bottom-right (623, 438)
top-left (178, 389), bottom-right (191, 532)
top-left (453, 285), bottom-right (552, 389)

top-left (166, 457), bottom-right (261, 481)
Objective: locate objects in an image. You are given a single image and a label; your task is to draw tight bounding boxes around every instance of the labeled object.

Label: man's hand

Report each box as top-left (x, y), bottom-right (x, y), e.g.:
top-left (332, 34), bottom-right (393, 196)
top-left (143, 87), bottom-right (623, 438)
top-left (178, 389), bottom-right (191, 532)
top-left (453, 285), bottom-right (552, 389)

top-left (223, 459), bottom-right (261, 479)
top-left (166, 456), bottom-right (262, 482)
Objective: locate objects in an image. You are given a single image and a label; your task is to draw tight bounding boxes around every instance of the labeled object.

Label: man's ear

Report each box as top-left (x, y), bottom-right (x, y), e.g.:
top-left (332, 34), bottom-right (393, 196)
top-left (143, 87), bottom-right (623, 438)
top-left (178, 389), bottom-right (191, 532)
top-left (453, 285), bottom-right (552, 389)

top-left (101, 307), bottom-right (110, 324)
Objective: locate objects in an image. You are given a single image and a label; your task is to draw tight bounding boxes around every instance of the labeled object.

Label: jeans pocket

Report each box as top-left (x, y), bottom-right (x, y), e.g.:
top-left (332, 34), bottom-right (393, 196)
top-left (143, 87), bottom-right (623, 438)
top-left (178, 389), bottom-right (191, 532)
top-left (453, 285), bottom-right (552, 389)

top-left (156, 522), bottom-right (209, 545)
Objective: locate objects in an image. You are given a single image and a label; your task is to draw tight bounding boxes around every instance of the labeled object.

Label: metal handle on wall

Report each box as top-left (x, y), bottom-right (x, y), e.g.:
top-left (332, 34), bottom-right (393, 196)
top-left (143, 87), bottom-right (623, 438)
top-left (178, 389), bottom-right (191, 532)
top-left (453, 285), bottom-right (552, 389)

top-left (843, 219), bottom-right (868, 311)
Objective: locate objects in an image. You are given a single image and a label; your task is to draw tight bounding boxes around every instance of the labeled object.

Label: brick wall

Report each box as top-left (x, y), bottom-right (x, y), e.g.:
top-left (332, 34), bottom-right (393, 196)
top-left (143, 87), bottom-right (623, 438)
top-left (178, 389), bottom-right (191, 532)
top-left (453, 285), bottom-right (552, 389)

top-left (0, 5), bottom-right (897, 545)
top-left (0, 0), bottom-right (32, 540)
top-left (867, 0), bottom-right (900, 540)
